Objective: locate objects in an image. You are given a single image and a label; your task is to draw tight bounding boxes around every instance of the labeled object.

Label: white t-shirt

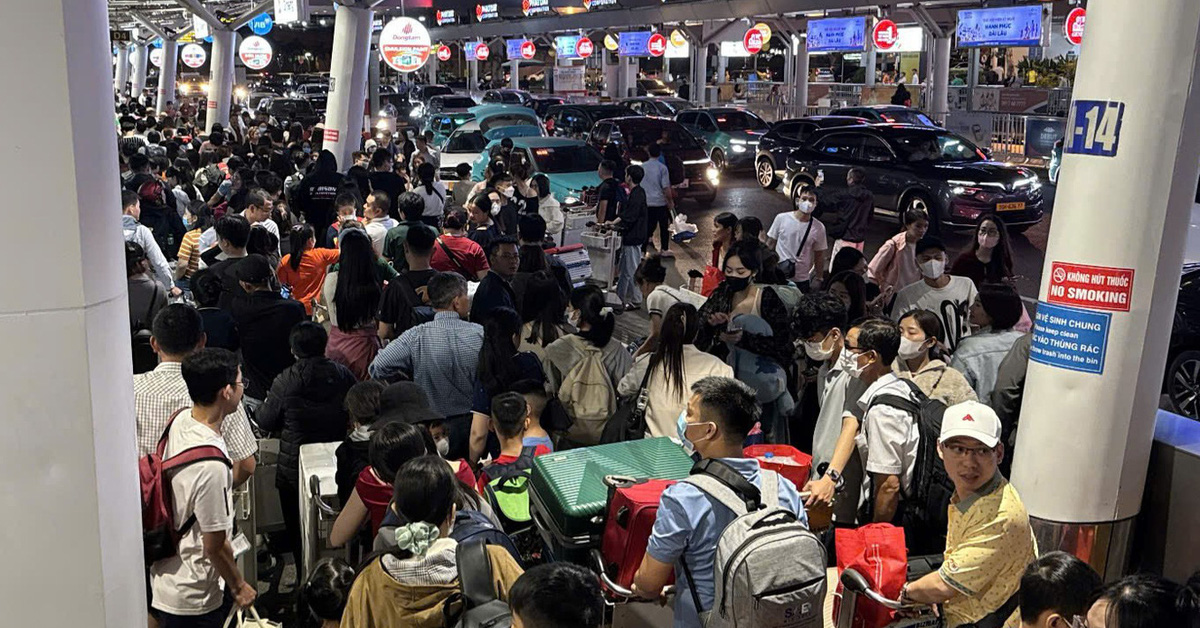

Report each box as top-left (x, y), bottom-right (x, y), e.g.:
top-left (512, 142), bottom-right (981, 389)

top-left (854, 373), bottom-right (920, 503)
top-left (890, 275), bottom-right (978, 352)
top-left (767, 212), bottom-right (828, 281)
top-left (365, 217), bottom-right (398, 256)
top-left (414, 182), bottom-right (448, 218)
top-left (646, 284), bottom-right (687, 318)
top-left (150, 411), bottom-right (233, 616)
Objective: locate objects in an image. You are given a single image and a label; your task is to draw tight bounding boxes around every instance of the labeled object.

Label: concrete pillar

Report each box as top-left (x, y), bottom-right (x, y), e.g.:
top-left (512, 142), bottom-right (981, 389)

top-left (205, 29), bottom-right (236, 134)
top-left (1, 0), bottom-right (145, 624)
top-left (617, 57), bottom-right (636, 99)
top-left (603, 52), bottom-right (618, 99)
top-left (428, 55), bottom-right (438, 85)
top-left (156, 38), bottom-right (179, 116)
top-left (794, 39), bottom-right (809, 112)
top-left (368, 48), bottom-right (381, 117)
top-left (1013, 0), bottom-right (1200, 579)
top-left (114, 43), bottom-right (130, 95)
top-left (131, 42), bottom-right (149, 100)
top-left (692, 43), bottom-right (707, 105)
top-left (967, 47), bottom-right (980, 88)
top-left (716, 52), bottom-right (727, 86)
top-left (510, 59), bottom-right (520, 89)
top-left (324, 3), bottom-right (374, 171)
top-left (469, 59), bottom-right (479, 98)
top-left (929, 36), bottom-right (950, 123)
top-left (864, 34), bottom-right (876, 87)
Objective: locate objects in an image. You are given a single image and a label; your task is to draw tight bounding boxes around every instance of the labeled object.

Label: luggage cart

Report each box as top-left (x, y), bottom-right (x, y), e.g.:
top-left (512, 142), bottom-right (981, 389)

top-left (561, 206), bottom-right (596, 247)
top-left (835, 563), bottom-right (943, 628)
top-left (581, 228), bottom-right (620, 290)
top-left (299, 442), bottom-right (341, 580)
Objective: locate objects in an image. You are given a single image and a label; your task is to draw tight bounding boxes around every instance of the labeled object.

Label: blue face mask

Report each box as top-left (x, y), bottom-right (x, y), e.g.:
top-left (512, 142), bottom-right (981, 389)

top-left (676, 410), bottom-right (695, 456)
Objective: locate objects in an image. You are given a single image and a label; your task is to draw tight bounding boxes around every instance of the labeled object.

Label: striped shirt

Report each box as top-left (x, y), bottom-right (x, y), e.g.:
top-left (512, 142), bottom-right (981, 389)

top-left (176, 229), bottom-right (203, 279)
top-left (134, 361), bottom-right (258, 461)
top-left (368, 311), bottom-right (483, 417)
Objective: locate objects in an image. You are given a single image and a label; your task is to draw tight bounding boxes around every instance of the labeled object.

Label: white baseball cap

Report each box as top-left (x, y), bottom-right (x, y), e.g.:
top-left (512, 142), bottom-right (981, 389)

top-left (939, 401), bottom-right (1001, 448)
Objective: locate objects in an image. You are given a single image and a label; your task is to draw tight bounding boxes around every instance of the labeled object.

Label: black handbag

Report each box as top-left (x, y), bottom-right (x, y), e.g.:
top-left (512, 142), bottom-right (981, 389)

top-left (600, 364), bottom-right (653, 444)
top-left (444, 540), bottom-right (513, 628)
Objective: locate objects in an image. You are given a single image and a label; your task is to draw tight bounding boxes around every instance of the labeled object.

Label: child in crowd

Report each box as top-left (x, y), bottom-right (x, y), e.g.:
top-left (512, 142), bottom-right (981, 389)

top-left (476, 392), bottom-right (551, 493)
top-left (868, 208), bottom-right (929, 295)
top-left (510, 379), bottom-right (555, 453)
top-left (327, 192), bottom-right (362, 247)
top-left (301, 557), bottom-right (355, 628)
top-left (335, 380), bottom-right (386, 504)
top-left (509, 563), bottom-right (605, 628)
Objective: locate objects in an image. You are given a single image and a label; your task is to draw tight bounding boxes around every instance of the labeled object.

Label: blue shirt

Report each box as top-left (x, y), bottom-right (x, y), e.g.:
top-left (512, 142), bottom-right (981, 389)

top-left (368, 311), bottom-right (484, 417)
top-left (646, 457), bottom-right (808, 628)
top-left (522, 435), bottom-right (554, 453)
top-left (640, 157), bottom-right (672, 207)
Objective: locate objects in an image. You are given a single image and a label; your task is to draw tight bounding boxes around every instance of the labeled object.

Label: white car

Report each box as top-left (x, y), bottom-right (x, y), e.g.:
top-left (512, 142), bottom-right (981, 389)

top-left (438, 105), bottom-right (546, 183)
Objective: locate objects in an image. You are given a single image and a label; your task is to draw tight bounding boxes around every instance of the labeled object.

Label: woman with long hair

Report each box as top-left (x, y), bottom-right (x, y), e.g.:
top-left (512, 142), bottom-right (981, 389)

top-left (950, 282), bottom-right (1026, 400)
top-left (826, 270), bottom-right (869, 320)
top-left (950, 213), bottom-right (1015, 287)
top-left (531, 173), bottom-right (563, 244)
top-left (278, 223), bottom-right (340, 315)
top-left (413, 161), bottom-right (447, 230)
top-left (469, 307), bottom-right (546, 466)
top-left (341, 457), bottom-right (524, 628)
top-left (695, 240), bottom-right (795, 367)
top-left (321, 228), bottom-right (384, 379)
top-left (519, 270), bottom-right (569, 359)
top-left (617, 303), bottom-right (733, 438)
top-left (710, 211), bottom-right (739, 267)
top-left (894, 308), bottom-right (977, 406)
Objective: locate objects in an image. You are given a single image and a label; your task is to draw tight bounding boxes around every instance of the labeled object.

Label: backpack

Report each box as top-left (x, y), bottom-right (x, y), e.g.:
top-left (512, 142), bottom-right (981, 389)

top-left (445, 540), bottom-right (513, 628)
top-left (681, 459), bottom-right (827, 628)
top-left (139, 409), bottom-right (232, 565)
top-left (482, 446), bottom-right (538, 534)
top-left (394, 271), bottom-right (436, 326)
top-left (864, 378), bottom-right (954, 555)
top-left (131, 283), bottom-right (160, 374)
top-left (449, 509), bottom-right (522, 567)
top-left (762, 284), bottom-right (803, 318)
top-left (557, 339), bottom-right (617, 445)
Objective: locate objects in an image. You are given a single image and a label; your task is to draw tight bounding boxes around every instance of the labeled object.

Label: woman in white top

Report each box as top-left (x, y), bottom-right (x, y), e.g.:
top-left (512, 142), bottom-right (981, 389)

top-left (633, 254), bottom-right (689, 357)
top-left (532, 173), bottom-right (564, 245)
top-left (618, 302), bottom-right (733, 439)
top-left (412, 162), bottom-right (448, 228)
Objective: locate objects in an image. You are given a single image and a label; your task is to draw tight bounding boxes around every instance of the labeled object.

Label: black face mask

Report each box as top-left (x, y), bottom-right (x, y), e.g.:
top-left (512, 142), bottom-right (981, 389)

top-left (725, 275), bottom-right (752, 292)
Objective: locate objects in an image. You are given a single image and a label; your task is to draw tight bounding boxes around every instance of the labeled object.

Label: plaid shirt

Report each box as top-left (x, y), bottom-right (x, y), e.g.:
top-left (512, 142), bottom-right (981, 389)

top-left (134, 362), bottom-right (258, 460)
top-left (368, 311), bottom-right (483, 417)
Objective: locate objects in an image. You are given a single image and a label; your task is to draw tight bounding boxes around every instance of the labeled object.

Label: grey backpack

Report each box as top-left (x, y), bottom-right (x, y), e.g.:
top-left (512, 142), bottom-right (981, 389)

top-left (682, 461), bottom-right (827, 628)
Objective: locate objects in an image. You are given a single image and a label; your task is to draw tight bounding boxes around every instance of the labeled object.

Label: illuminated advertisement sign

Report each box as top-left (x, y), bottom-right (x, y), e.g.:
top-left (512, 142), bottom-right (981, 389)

top-left (379, 17), bottom-right (431, 72)
top-left (583, 0), bottom-right (618, 10)
top-left (555, 35), bottom-right (580, 58)
top-left (522, 0), bottom-right (551, 17)
top-left (956, 5), bottom-right (1044, 48)
top-left (807, 17), bottom-right (866, 52)
top-left (475, 3), bottom-right (499, 21)
top-left (435, 9), bottom-right (457, 26)
top-left (619, 31), bottom-right (665, 57)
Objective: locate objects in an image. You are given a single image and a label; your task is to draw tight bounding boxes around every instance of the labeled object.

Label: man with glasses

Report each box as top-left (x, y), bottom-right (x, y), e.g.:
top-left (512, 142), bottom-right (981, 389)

top-left (898, 400), bottom-right (1037, 628)
top-left (470, 235), bottom-right (519, 323)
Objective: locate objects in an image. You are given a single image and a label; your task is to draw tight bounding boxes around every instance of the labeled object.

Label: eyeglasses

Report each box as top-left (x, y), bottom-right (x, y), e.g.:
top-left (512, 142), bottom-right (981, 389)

top-left (231, 381), bottom-right (245, 388)
top-left (944, 443), bottom-right (996, 458)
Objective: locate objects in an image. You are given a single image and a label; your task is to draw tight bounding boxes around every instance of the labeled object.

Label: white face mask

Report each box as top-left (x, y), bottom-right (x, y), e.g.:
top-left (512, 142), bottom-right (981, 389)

top-left (836, 345), bottom-right (858, 373)
top-left (796, 199), bottom-right (815, 214)
top-left (919, 258), bottom-right (945, 280)
top-left (435, 437), bottom-right (450, 458)
top-left (502, 186), bottom-right (515, 199)
top-left (844, 351), bottom-right (870, 379)
top-left (898, 336), bottom-right (928, 360)
top-left (803, 329), bottom-right (838, 361)
top-left (978, 233), bottom-right (1000, 249)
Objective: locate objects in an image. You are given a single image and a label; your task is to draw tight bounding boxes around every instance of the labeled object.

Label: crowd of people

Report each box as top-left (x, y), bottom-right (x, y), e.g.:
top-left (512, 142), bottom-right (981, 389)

top-left (118, 92), bottom-right (1199, 628)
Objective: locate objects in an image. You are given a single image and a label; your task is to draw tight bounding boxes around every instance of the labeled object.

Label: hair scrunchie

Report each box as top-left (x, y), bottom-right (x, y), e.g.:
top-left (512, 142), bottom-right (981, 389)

top-left (394, 521), bottom-right (439, 556)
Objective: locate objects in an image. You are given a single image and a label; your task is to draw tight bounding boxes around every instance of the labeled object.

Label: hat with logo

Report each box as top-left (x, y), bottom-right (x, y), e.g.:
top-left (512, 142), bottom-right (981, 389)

top-left (939, 400), bottom-right (1001, 448)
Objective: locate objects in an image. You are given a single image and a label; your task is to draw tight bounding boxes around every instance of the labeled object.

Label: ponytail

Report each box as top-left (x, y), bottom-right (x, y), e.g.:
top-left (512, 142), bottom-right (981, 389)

top-left (418, 161), bottom-right (436, 196)
top-left (289, 223), bottom-right (314, 272)
top-left (648, 303), bottom-right (699, 400)
top-left (570, 285), bottom-right (615, 348)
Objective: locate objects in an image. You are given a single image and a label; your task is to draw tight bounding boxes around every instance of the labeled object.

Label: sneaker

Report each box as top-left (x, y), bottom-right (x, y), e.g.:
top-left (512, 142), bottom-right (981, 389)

top-left (624, 303), bottom-right (641, 312)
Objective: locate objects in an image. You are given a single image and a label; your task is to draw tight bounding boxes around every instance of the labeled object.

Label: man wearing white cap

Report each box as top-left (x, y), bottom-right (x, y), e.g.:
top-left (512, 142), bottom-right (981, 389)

top-left (899, 400), bottom-right (1037, 628)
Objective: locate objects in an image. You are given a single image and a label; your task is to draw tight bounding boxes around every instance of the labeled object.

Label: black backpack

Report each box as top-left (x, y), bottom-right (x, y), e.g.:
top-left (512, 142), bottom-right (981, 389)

top-left (444, 540), bottom-right (513, 628)
top-left (131, 284), bottom-right (160, 374)
top-left (393, 271), bottom-right (436, 327)
top-left (864, 378), bottom-right (954, 555)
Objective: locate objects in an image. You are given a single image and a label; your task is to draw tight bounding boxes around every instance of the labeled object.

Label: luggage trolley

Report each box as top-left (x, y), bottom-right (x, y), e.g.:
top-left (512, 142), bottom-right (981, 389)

top-left (835, 561), bottom-right (944, 628)
top-left (299, 442), bottom-right (342, 580)
top-left (581, 228), bottom-right (621, 291)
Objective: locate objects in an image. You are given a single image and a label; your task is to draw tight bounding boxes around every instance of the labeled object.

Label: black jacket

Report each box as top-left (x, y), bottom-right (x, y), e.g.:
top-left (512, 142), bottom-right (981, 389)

top-left (257, 356), bottom-right (358, 485)
top-left (295, 150), bottom-right (344, 245)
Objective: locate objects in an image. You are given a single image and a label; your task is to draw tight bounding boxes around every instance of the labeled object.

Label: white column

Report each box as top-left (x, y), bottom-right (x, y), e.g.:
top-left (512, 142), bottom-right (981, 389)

top-left (324, 3), bottom-right (374, 170)
top-left (929, 36), bottom-right (951, 123)
top-left (603, 51), bottom-right (618, 99)
top-left (114, 43), bottom-right (131, 95)
top-left (794, 40), bottom-right (809, 113)
top-left (427, 55), bottom-right (438, 85)
top-left (1, 0), bottom-right (144, 625)
top-left (510, 59), bottom-right (520, 89)
top-left (864, 34), bottom-right (876, 87)
top-left (206, 29), bottom-right (236, 134)
top-left (469, 59), bottom-right (479, 98)
top-left (368, 48), bottom-right (381, 117)
top-left (157, 38), bottom-right (179, 116)
top-left (967, 47), bottom-right (980, 88)
top-left (1013, 0), bottom-right (1200, 578)
top-left (692, 42), bottom-right (707, 105)
top-left (131, 42), bottom-right (149, 100)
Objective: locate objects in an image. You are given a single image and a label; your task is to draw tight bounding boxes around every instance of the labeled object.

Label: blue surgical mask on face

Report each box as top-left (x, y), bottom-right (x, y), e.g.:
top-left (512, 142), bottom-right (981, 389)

top-left (676, 410), bottom-right (695, 457)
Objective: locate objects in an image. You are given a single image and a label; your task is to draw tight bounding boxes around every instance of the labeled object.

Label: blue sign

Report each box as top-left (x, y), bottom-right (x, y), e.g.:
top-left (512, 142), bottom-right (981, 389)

top-left (956, 6), bottom-right (1043, 48)
top-left (1066, 100), bottom-right (1125, 158)
top-left (555, 35), bottom-right (580, 59)
top-left (151, 38), bottom-right (163, 48)
top-left (1030, 302), bottom-right (1111, 375)
top-left (618, 31), bottom-right (653, 57)
top-left (249, 13), bottom-right (273, 36)
top-left (806, 17), bottom-right (866, 53)
top-left (505, 39), bottom-right (525, 60)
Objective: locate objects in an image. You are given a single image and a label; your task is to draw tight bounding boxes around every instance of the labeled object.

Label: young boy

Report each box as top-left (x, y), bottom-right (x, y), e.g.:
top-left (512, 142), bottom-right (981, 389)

top-left (334, 380), bottom-right (386, 504)
top-left (476, 392), bottom-right (551, 493)
top-left (326, 192), bottom-right (362, 247)
top-left (606, 163), bottom-right (648, 311)
top-left (511, 379), bottom-right (554, 453)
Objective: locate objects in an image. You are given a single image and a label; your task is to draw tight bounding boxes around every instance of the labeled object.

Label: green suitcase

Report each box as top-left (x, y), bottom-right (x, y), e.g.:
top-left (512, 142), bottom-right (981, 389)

top-left (529, 437), bottom-right (694, 563)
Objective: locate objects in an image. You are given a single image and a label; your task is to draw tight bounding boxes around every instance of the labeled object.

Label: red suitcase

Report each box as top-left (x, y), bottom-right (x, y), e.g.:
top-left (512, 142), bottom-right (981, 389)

top-left (599, 477), bottom-right (676, 588)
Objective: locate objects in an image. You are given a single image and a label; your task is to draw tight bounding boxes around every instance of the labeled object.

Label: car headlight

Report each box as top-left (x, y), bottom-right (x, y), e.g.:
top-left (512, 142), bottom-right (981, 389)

top-left (706, 167), bottom-right (720, 182)
top-left (730, 138), bottom-right (747, 145)
top-left (732, 144), bottom-right (746, 153)
top-left (234, 87), bottom-right (247, 100)
top-left (200, 82), bottom-right (210, 94)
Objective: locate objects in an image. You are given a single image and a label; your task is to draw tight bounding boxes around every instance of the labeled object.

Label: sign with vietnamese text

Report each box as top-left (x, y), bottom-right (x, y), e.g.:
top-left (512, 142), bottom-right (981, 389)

top-left (468, 41), bottom-right (490, 61)
top-left (476, 3), bottom-right (499, 21)
top-left (873, 19), bottom-right (899, 51)
top-left (1064, 7), bottom-right (1086, 46)
top-left (239, 36), bottom-right (273, 70)
top-left (555, 35), bottom-right (580, 58)
top-left (506, 39), bottom-right (526, 60)
top-left (1047, 262), bottom-right (1134, 312)
top-left (193, 15), bottom-right (210, 41)
top-left (956, 6), bottom-right (1044, 48)
top-left (435, 10), bottom-right (457, 26)
top-left (618, 31), bottom-right (652, 56)
top-left (1065, 100), bottom-right (1125, 158)
top-left (275, 0), bottom-right (302, 24)
top-left (324, 128), bottom-right (339, 143)
top-left (522, 0), bottom-right (551, 17)
top-left (1031, 302), bottom-right (1111, 375)
top-left (249, 13), bottom-right (273, 36)
top-left (181, 43), bottom-right (207, 68)
top-left (807, 17), bottom-right (866, 52)
top-left (150, 48), bottom-right (164, 68)
top-left (379, 17), bottom-right (431, 73)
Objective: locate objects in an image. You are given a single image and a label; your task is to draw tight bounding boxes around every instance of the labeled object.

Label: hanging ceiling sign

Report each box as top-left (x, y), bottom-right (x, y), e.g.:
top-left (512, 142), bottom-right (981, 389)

top-left (604, 33), bottom-right (619, 51)
top-left (506, 39), bottom-right (525, 60)
top-left (435, 9), bottom-right (457, 26)
top-left (475, 3), bottom-right (500, 22)
top-left (807, 17), bottom-right (866, 52)
top-left (150, 48), bottom-right (164, 68)
top-left (239, 35), bottom-right (274, 70)
top-left (521, 40), bottom-right (537, 59)
top-left (956, 5), bottom-right (1044, 48)
top-left (522, 0), bottom-right (552, 17)
top-left (249, 13), bottom-right (273, 36)
top-left (753, 22), bottom-right (772, 45)
top-left (618, 31), bottom-right (666, 57)
top-left (743, 27), bottom-right (765, 54)
top-left (873, 19), bottom-right (899, 51)
top-left (181, 43), bottom-right (208, 68)
top-left (193, 15), bottom-right (210, 41)
top-left (436, 44), bottom-right (452, 62)
top-left (583, 0), bottom-right (618, 10)
top-left (465, 41), bottom-right (490, 61)
top-left (275, 0), bottom-right (303, 25)
top-left (555, 35), bottom-right (580, 58)
top-left (379, 17), bottom-right (431, 72)
top-left (669, 30), bottom-right (686, 47)
top-left (577, 37), bottom-right (594, 58)
top-left (1064, 7), bottom-right (1086, 46)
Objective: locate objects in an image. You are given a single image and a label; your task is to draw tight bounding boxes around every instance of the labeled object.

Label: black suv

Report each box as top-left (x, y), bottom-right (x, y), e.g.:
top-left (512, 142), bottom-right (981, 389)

top-left (755, 115), bottom-right (867, 189)
top-left (781, 125), bottom-right (1044, 232)
top-left (587, 117), bottom-right (718, 207)
top-left (546, 104), bottom-right (637, 140)
top-left (829, 105), bottom-right (940, 127)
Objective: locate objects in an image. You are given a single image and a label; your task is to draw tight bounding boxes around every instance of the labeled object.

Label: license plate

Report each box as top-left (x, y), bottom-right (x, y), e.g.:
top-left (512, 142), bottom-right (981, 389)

top-left (996, 202), bottom-right (1025, 211)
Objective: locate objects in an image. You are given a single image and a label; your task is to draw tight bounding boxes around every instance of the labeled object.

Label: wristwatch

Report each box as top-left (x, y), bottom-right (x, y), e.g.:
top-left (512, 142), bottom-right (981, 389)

top-left (825, 467), bottom-right (845, 491)
top-left (900, 582), bottom-right (914, 605)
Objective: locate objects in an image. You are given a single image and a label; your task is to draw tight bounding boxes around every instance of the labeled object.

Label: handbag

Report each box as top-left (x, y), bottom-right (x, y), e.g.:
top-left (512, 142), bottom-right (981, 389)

top-left (600, 364), bottom-right (654, 444)
top-left (700, 265), bottom-right (724, 297)
top-left (832, 523), bottom-right (908, 628)
top-left (222, 607), bottom-right (281, 628)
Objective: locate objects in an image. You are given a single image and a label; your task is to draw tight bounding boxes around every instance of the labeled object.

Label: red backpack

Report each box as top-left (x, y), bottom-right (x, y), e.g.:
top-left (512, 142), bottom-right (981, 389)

top-left (139, 409), bottom-right (231, 565)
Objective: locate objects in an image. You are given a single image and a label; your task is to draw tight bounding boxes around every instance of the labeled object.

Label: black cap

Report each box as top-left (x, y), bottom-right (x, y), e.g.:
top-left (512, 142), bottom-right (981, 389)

top-left (232, 254), bottom-right (273, 284)
top-left (376, 382), bottom-right (444, 425)
top-left (915, 235), bottom-right (946, 256)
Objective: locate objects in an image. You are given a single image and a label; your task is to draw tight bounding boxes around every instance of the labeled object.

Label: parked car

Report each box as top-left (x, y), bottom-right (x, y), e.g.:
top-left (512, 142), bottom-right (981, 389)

top-left (470, 136), bottom-right (603, 206)
top-left (257, 98), bottom-right (319, 127)
top-left (1166, 263), bottom-right (1200, 420)
top-left (546, 104), bottom-right (637, 139)
top-left (637, 78), bottom-right (675, 97)
top-left (814, 68), bottom-right (836, 83)
top-left (619, 97), bottom-right (692, 118)
top-left (755, 116), bottom-right (868, 189)
top-left (407, 83), bottom-right (454, 105)
top-left (423, 112), bottom-right (476, 150)
top-left (587, 117), bottom-right (718, 207)
top-left (830, 105), bottom-right (940, 127)
top-left (780, 124), bottom-right (1045, 232)
top-left (481, 89), bottom-right (536, 108)
top-left (532, 96), bottom-right (567, 118)
top-left (410, 94), bottom-right (476, 126)
top-left (439, 105), bottom-right (546, 182)
top-left (675, 107), bottom-right (771, 171)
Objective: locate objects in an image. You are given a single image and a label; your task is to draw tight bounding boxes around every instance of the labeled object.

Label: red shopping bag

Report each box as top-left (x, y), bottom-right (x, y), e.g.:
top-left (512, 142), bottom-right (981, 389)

top-left (832, 523), bottom-right (908, 628)
top-left (700, 265), bottom-right (724, 297)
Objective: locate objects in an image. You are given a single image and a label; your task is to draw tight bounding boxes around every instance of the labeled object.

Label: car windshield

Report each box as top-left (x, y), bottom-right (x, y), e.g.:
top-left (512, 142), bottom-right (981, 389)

top-left (531, 145), bottom-right (603, 174)
top-left (879, 109), bottom-right (936, 126)
top-left (271, 101), bottom-right (314, 116)
top-left (502, 93), bottom-right (523, 104)
top-left (437, 96), bottom-right (476, 109)
top-left (445, 130), bottom-right (486, 153)
top-left (713, 111), bottom-right (769, 132)
top-left (423, 85), bottom-right (454, 98)
top-left (890, 131), bottom-right (983, 163)
top-left (657, 100), bottom-right (686, 115)
top-left (623, 123), bottom-right (701, 150)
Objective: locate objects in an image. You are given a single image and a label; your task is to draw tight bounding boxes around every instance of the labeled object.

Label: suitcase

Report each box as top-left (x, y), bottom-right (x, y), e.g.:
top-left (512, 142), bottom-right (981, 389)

top-left (744, 444), bottom-right (813, 489)
top-left (600, 478), bottom-right (677, 588)
top-left (529, 437), bottom-right (693, 564)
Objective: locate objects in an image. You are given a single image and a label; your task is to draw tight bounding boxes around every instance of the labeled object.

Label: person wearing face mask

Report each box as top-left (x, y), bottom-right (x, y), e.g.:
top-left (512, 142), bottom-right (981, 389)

top-left (766, 187), bottom-right (829, 292)
top-left (950, 283), bottom-right (1026, 401)
top-left (951, 214), bottom-right (1015, 287)
top-left (489, 173), bottom-right (521, 236)
top-left (467, 190), bottom-right (504, 249)
top-left (695, 241), bottom-right (796, 369)
top-left (895, 309), bottom-right (978, 406)
top-left (869, 208), bottom-right (930, 295)
top-left (632, 377), bottom-right (808, 627)
top-left (792, 295), bottom-right (867, 523)
top-left (890, 236), bottom-right (979, 352)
